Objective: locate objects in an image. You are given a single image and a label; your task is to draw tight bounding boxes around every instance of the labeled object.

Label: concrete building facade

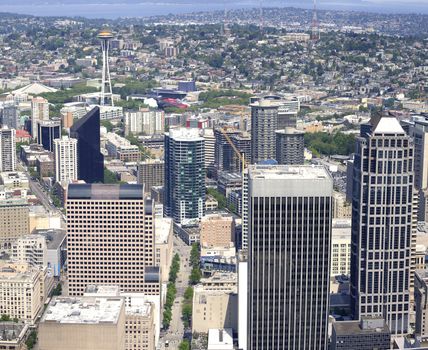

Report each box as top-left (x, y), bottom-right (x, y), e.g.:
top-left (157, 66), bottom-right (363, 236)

top-left (0, 127), bottom-right (16, 172)
top-left (66, 184), bottom-right (159, 296)
top-left (200, 214), bottom-right (235, 248)
top-left (137, 159), bottom-right (164, 194)
top-left (275, 128), bottom-right (305, 165)
top-left (54, 136), bottom-right (78, 183)
top-left (0, 198), bottom-right (29, 249)
top-left (39, 296), bottom-right (126, 350)
top-left (250, 100), bottom-right (278, 164)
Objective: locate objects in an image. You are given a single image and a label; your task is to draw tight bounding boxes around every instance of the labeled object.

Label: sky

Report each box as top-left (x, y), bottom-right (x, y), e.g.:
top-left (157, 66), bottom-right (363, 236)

top-left (1, 0), bottom-right (428, 18)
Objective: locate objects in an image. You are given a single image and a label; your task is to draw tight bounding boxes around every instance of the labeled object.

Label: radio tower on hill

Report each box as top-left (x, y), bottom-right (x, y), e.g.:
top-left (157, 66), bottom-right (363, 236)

top-left (98, 28), bottom-right (114, 106)
top-left (311, 0), bottom-right (320, 41)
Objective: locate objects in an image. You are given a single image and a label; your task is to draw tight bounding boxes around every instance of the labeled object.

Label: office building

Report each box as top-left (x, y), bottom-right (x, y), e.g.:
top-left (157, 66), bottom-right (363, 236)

top-left (0, 322), bottom-right (30, 350)
top-left (275, 128), bottom-right (305, 165)
top-left (202, 128), bottom-right (215, 171)
top-left (124, 109), bottom-right (164, 136)
top-left (137, 159), bottom-right (164, 194)
top-left (164, 127), bottom-right (205, 224)
top-left (66, 183), bottom-right (159, 296)
top-left (2, 102), bottom-right (19, 129)
top-left (250, 100), bottom-right (278, 163)
top-left (247, 165), bottom-right (333, 349)
top-left (0, 127), bottom-right (16, 172)
top-left (331, 317), bottom-right (391, 350)
top-left (350, 115), bottom-right (415, 335)
top-left (333, 191), bottom-right (352, 219)
top-left (0, 198), bottom-right (29, 249)
top-left (39, 296), bottom-right (125, 350)
top-left (155, 217), bottom-right (173, 283)
top-left (84, 285), bottom-right (160, 349)
top-left (70, 107), bottom-right (104, 183)
top-left (410, 116), bottom-right (428, 220)
top-left (200, 214), bottom-right (235, 248)
top-left (36, 153), bottom-right (54, 178)
top-left (0, 262), bottom-right (44, 323)
top-left (11, 234), bottom-right (47, 268)
top-left (415, 270), bottom-right (428, 341)
top-left (37, 119), bottom-right (61, 152)
top-left (105, 132), bottom-right (141, 162)
top-left (31, 97), bottom-right (49, 139)
top-left (54, 136), bottom-right (78, 183)
top-left (192, 272), bottom-right (238, 334)
top-left (331, 218), bottom-right (352, 277)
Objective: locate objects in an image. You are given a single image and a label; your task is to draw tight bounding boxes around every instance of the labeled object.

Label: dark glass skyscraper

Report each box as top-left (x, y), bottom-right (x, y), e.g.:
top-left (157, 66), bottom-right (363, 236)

top-left (70, 107), bottom-right (104, 183)
top-left (247, 164), bottom-right (333, 350)
top-left (164, 127), bottom-right (205, 224)
top-left (37, 119), bottom-right (61, 152)
top-left (350, 115), bottom-right (415, 335)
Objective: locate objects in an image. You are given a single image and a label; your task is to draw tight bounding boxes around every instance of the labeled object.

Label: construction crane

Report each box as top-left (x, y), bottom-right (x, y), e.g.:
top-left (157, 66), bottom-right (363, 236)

top-left (218, 126), bottom-right (247, 175)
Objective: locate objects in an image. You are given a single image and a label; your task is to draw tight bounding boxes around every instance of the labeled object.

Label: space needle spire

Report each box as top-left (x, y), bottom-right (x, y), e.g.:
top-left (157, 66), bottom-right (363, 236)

top-left (98, 28), bottom-right (114, 106)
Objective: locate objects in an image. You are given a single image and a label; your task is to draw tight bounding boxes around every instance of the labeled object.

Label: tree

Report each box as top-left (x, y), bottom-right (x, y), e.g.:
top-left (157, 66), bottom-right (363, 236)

top-left (179, 340), bottom-right (190, 350)
top-left (104, 168), bottom-right (119, 184)
top-left (26, 330), bottom-right (37, 350)
top-left (190, 267), bottom-right (202, 285)
top-left (182, 303), bottom-right (192, 327)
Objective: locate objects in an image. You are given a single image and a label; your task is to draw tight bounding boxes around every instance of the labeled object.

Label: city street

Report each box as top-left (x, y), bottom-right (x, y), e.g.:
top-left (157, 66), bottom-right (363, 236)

top-left (158, 235), bottom-right (192, 349)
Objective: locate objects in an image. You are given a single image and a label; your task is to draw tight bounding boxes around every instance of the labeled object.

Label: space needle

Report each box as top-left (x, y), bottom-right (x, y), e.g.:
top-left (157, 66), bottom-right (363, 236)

top-left (98, 28), bottom-right (114, 106)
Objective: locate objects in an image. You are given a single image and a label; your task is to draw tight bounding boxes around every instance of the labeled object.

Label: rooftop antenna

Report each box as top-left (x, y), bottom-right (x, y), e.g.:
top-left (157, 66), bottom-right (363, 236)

top-left (310, 0), bottom-right (320, 41)
top-left (259, 0), bottom-right (264, 31)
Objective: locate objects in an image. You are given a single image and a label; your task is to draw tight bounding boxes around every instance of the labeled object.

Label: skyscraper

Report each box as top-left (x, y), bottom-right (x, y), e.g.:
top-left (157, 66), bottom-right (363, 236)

top-left (164, 127), bottom-right (205, 224)
top-left (275, 128), bottom-right (305, 165)
top-left (54, 136), bottom-right (78, 183)
top-left (350, 115), bottom-right (415, 335)
top-left (31, 97), bottom-right (49, 139)
top-left (70, 107), bottom-right (104, 183)
top-left (247, 165), bottom-right (333, 350)
top-left (37, 119), bottom-right (61, 152)
top-left (66, 183), bottom-right (159, 296)
top-left (0, 126), bottom-right (16, 172)
top-left (409, 116), bottom-right (428, 220)
top-left (250, 100), bottom-right (278, 164)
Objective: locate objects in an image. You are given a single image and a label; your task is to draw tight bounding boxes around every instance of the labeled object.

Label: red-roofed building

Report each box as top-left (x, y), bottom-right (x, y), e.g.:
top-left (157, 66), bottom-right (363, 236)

top-left (15, 129), bottom-right (31, 143)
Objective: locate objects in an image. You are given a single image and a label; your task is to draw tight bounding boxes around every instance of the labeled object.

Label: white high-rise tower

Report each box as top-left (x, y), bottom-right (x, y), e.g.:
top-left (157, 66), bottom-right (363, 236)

top-left (98, 28), bottom-right (114, 106)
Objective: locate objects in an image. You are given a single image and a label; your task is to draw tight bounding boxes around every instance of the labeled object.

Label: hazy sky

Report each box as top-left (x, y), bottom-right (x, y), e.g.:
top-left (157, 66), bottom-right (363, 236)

top-left (2, 0), bottom-right (428, 18)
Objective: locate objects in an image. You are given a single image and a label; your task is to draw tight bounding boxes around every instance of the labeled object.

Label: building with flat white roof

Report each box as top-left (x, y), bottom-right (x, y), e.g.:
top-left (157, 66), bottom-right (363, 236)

top-left (39, 296), bottom-right (125, 350)
top-left (208, 328), bottom-right (234, 350)
top-left (84, 285), bottom-right (160, 349)
top-left (155, 217), bottom-right (173, 283)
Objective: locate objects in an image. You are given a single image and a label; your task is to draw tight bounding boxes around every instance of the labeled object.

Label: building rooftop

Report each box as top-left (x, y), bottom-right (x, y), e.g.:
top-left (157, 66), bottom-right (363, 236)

top-left (371, 115), bottom-right (405, 135)
top-left (0, 322), bottom-right (28, 343)
top-left (276, 128), bottom-right (305, 135)
top-left (67, 184), bottom-right (144, 200)
top-left (249, 165), bottom-right (330, 181)
top-left (333, 317), bottom-right (389, 336)
top-left (35, 229), bottom-right (66, 249)
top-left (41, 296), bottom-right (123, 325)
top-left (167, 127), bottom-right (204, 142)
top-left (207, 328), bottom-right (234, 350)
top-left (155, 217), bottom-right (172, 244)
